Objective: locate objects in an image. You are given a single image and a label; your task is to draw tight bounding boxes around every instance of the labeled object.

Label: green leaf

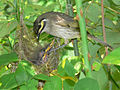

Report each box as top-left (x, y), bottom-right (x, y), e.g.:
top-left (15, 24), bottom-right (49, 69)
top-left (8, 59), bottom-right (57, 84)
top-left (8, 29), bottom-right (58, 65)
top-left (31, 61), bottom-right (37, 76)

top-left (64, 60), bottom-right (76, 77)
top-left (34, 74), bottom-right (50, 81)
top-left (20, 79), bottom-right (38, 90)
top-left (74, 78), bottom-right (100, 90)
top-left (104, 18), bottom-right (114, 29)
top-left (86, 3), bottom-right (101, 23)
top-left (0, 66), bottom-right (10, 77)
top-left (14, 63), bottom-right (30, 85)
top-left (112, 0), bottom-right (120, 5)
top-left (43, 76), bottom-right (62, 90)
top-left (0, 20), bottom-right (17, 38)
top-left (102, 47), bottom-right (120, 65)
top-left (19, 60), bottom-right (35, 76)
top-left (0, 73), bottom-right (18, 89)
top-left (88, 42), bottom-right (101, 58)
top-left (92, 61), bottom-right (102, 71)
top-left (92, 68), bottom-right (108, 90)
top-left (0, 52), bottom-right (18, 66)
top-left (115, 65), bottom-right (120, 71)
top-left (63, 79), bottom-right (75, 90)
top-left (106, 31), bottom-right (120, 47)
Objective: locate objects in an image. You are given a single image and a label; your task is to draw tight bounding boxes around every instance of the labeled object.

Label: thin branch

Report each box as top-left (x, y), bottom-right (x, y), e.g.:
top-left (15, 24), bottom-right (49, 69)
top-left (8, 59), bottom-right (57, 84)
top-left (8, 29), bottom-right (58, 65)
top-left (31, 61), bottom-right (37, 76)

top-left (96, 1), bottom-right (120, 15)
top-left (101, 0), bottom-right (108, 55)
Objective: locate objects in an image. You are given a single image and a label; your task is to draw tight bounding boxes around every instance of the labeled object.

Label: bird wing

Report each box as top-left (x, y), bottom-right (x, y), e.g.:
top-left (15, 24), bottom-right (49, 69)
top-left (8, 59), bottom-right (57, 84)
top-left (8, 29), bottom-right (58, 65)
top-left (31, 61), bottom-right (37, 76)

top-left (55, 14), bottom-right (79, 29)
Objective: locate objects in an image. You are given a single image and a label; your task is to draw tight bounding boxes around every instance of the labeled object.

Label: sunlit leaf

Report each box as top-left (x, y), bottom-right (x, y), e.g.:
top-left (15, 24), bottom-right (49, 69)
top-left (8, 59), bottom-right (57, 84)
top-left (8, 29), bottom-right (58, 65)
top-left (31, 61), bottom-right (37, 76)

top-left (102, 47), bottom-right (120, 65)
top-left (44, 76), bottom-right (62, 90)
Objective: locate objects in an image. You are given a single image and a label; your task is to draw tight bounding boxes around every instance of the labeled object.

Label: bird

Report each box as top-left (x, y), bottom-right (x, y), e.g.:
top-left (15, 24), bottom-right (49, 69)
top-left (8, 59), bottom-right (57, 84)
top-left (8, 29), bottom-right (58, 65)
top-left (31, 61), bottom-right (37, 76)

top-left (33, 11), bottom-right (113, 50)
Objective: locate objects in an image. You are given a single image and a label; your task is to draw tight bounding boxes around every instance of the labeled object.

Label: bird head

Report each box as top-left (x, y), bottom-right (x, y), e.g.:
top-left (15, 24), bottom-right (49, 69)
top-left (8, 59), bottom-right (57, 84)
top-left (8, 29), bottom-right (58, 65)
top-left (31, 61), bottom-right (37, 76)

top-left (33, 18), bottom-right (47, 41)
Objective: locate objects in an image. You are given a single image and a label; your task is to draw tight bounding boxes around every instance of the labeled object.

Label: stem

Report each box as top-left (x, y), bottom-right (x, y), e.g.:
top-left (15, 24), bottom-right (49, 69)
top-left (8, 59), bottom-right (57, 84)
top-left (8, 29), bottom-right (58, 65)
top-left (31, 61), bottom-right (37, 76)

top-left (95, 1), bottom-right (120, 14)
top-left (101, 0), bottom-right (108, 55)
top-left (75, 0), bottom-right (92, 77)
top-left (66, 0), bottom-right (79, 56)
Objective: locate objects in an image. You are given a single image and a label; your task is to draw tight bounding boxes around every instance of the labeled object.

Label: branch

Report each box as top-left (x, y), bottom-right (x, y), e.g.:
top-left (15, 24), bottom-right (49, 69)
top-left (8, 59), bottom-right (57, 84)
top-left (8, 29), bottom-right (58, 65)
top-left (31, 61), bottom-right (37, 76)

top-left (75, 0), bottom-right (92, 77)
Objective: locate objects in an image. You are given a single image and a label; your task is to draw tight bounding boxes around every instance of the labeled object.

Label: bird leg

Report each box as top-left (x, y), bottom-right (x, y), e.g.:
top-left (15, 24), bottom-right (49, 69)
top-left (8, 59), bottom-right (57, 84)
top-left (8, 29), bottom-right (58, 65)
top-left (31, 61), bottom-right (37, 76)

top-left (48, 38), bottom-right (69, 53)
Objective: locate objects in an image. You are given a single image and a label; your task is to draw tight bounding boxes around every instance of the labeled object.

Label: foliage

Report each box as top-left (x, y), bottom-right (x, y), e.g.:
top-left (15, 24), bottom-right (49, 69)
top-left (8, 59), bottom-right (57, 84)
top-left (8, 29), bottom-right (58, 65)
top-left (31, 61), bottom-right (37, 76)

top-left (0, 0), bottom-right (120, 90)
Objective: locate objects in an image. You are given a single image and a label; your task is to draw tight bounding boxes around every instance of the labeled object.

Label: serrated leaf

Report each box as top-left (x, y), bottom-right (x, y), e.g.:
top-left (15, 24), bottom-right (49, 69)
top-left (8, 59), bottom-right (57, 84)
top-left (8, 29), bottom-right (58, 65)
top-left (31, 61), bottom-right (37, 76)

top-left (0, 53), bottom-right (18, 66)
top-left (102, 47), bottom-right (120, 65)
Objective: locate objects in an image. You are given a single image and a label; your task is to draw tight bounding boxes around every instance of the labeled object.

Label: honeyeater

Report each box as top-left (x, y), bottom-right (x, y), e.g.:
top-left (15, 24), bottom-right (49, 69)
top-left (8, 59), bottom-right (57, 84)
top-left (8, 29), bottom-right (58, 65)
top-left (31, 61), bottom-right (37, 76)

top-left (33, 11), bottom-right (113, 50)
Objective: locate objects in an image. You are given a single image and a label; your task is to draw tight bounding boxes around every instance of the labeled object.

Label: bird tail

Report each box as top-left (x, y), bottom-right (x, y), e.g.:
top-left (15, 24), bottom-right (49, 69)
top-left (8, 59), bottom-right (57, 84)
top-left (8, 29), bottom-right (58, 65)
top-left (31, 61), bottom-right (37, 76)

top-left (87, 32), bottom-right (113, 50)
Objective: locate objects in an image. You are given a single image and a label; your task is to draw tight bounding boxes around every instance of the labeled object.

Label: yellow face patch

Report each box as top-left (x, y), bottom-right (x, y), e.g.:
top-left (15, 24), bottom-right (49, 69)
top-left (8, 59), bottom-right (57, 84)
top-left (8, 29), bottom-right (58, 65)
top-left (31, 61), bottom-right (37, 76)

top-left (38, 20), bottom-right (45, 33)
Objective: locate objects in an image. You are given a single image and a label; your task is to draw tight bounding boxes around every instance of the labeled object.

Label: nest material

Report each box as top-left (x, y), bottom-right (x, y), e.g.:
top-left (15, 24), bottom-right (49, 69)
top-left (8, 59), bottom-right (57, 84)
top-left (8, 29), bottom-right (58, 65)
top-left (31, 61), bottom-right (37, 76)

top-left (14, 21), bottom-right (59, 75)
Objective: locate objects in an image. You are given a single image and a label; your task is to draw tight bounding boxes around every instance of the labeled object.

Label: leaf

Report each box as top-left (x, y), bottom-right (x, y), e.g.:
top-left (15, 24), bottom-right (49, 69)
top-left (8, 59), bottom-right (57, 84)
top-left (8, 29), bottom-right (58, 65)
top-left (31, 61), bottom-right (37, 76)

top-left (14, 63), bottom-right (30, 85)
top-left (112, 0), bottom-right (120, 5)
top-left (34, 74), bottom-right (50, 81)
top-left (74, 78), bottom-right (100, 90)
top-left (0, 20), bottom-right (17, 38)
top-left (0, 52), bottom-right (18, 66)
top-left (63, 79), bottom-right (75, 90)
top-left (92, 68), bottom-right (108, 90)
top-left (19, 60), bottom-right (35, 76)
top-left (86, 3), bottom-right (101, 23)
top-left (0, 66), bottom-right (10, 77)
top-left (20, 79), bottom-right (38, 90)
top-left (92, 61), bottom-right (102, 71)
top-left (64, 60), bottom-right (76, 77)
top-left (0, 73), bottom-right (18, 89)
top-left (88, 42), bottom-right (101, 58)
top-left (102, 47), bottom-right (120, 65)
top-left (104, 18), bottom-right (115, 30)
top-left (43, 76), bottom-right (62, 90)
top-left (115, 65), bottom-right (120, 71)
top-left (106, 31), bottom-right (120, 47)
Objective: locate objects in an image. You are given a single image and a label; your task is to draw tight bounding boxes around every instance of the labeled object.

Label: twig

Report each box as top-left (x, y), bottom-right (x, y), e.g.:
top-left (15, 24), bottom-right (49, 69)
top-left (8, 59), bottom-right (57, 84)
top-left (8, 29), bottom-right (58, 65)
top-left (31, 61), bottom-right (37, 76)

top-left (101, 0), bottom-right (108, 55)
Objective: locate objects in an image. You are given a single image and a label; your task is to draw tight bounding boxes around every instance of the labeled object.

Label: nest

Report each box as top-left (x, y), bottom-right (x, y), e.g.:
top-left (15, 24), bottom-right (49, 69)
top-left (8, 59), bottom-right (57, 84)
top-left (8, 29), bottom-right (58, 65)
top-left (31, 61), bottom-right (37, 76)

top-left (14, 18), bottom-right (59, 75)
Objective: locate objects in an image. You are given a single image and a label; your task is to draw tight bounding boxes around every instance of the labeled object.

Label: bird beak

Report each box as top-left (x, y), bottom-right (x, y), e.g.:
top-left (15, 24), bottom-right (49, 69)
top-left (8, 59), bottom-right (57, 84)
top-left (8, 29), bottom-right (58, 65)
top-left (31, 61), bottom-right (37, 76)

top-left (36, 19), bottom-right (46, 41)
top-left (37, 33), bottom-right (40, 41)
top-left (37, 28), bottom-right (44, 41)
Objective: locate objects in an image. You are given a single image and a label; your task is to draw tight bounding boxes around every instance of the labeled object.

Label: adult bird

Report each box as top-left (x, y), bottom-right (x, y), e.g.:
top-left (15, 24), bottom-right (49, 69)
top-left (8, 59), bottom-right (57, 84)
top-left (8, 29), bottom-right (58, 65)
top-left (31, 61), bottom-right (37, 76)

top-left (33, 11), bottom-right (113, 50)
